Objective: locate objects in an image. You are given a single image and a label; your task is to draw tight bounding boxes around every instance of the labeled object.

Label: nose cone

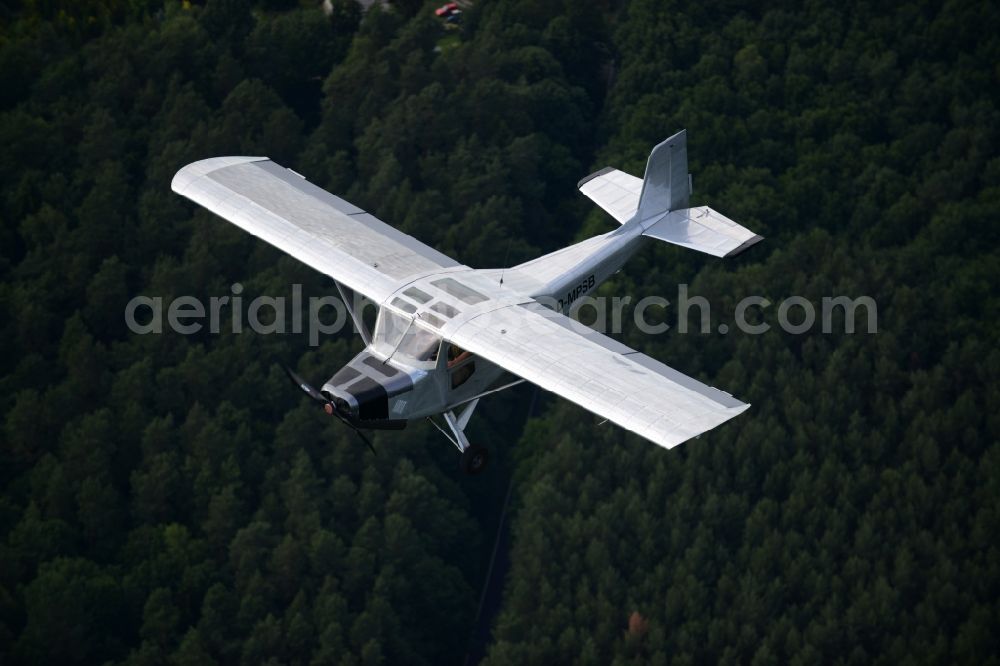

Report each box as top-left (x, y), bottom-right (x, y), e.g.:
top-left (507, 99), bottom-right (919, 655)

top-left (322, 350), bottom-right (416, 423)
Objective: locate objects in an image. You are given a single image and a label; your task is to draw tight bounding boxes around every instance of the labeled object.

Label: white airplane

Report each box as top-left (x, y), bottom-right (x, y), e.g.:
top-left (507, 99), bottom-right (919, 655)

top-left (172, 130), bottom-right (762, 473)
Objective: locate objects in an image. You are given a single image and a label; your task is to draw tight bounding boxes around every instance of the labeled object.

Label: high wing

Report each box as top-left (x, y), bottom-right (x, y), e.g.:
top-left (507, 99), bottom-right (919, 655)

top-left (447, 301), bottom-right (749, 448)
top-left (172, 157), bottom-right (461, 302)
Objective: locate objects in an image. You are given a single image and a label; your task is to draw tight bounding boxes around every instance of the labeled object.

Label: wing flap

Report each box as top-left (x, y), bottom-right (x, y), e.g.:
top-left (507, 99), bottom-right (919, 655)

top-left (172, 157), bottom-right (461, 302)
top-left (448, 302), bottom-right (749, 449)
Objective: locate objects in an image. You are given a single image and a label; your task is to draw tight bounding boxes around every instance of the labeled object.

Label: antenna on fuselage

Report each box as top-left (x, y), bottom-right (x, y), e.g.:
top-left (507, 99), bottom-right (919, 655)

top-left (498, 236), bottom-right (513, 286)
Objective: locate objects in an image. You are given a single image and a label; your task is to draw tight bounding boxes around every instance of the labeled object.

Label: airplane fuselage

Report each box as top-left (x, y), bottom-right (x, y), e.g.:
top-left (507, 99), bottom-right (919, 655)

top-left (321, 223), bottom-right (650, 426)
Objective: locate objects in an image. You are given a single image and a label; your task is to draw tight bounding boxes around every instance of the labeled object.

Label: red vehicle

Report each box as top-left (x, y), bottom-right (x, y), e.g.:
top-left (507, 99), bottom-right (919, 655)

top-left (435, 2), bottom-right (459, 17)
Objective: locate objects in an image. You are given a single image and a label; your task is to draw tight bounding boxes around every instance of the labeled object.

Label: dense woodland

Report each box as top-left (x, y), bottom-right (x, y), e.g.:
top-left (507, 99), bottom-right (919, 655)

top-left (1, 0), bottom-right (998, 664)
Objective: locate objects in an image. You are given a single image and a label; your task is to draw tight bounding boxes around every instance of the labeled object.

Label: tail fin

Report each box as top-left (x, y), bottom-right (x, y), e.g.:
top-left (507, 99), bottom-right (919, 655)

top-left (577, 130), bottom-right (764, 258)
top-left (576, 130), bottom-right (691, 226)
top-left (635, 129), bottom-right (690, 221)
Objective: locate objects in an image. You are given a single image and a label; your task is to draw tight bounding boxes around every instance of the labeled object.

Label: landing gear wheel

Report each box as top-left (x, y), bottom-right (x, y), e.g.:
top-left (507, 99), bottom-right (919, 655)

top-left (460, 443), bottom-right (489, 475)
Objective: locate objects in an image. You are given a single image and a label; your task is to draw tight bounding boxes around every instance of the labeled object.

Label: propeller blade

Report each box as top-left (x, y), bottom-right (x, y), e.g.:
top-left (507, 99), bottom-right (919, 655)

top-left (282, 364), bottom-right (329, 405)
top-left (280, 363), bottom-right (375, 455)
top-left (328, 408), bottom-right (376, 455)
top-left (352, 427), bottom-right (377, 456)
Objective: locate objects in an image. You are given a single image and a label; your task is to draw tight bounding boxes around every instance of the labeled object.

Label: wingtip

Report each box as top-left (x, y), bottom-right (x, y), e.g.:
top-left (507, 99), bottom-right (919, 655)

top-left (724, 234), bottom-right (765, 258)
top-left (171, 156), bottom-right (269, 194)
top-left (577, 166), bottom-right (616, 189)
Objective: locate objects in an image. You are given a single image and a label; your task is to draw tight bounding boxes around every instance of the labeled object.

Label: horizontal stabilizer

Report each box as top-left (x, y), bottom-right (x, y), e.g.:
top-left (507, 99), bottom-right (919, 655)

top-left (643, 206), bottom-right (763, 258)
top-left (577, 167), bottom-right (643, 224)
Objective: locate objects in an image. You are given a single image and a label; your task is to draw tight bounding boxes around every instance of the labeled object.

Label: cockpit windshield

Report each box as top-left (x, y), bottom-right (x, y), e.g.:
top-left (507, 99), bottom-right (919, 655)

top-left (373, 309), bottom-right (441, 367)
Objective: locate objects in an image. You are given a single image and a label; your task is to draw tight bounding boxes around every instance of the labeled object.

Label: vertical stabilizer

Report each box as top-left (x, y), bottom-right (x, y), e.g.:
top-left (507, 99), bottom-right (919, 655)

top-left (635, 129), bottom-right (689, 222)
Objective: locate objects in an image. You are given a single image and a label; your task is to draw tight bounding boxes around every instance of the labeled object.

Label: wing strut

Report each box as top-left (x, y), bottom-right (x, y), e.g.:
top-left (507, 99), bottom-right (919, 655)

top-left (428, 399), bottom-right (478, 454)
top-left (446, 378), bottom-right (526, 412)
top-left (335, 281), bottom-right (372, 344)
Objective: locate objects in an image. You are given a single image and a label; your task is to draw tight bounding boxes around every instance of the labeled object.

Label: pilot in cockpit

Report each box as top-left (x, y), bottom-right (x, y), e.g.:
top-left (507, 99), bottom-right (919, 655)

top-left (447, 344), bottom-right (474, 387)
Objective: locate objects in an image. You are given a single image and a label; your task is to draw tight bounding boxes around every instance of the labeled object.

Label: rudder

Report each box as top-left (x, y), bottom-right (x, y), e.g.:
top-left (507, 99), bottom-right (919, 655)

top-left (635, 129), bottom-right (689, 222)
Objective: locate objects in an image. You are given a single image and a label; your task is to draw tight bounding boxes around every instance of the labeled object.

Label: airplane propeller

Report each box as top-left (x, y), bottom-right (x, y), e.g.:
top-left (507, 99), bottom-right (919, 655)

top-left (281, 364), bottom-right (377, 455)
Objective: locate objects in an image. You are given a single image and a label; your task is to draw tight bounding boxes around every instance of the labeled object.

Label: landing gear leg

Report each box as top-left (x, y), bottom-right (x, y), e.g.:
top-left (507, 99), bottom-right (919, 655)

top-left (431, 399), bottom-right (489, 475)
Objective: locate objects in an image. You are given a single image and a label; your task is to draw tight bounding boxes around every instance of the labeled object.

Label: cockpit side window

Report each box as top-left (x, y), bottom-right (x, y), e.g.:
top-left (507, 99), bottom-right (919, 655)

top-left (447, 344), bottom-right (472, 368)
top-left (446, 344), bottom-right (475, 388)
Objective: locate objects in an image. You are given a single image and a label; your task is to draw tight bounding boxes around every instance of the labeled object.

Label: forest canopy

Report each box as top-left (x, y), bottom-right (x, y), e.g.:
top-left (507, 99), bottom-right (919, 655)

top-left (1, 0), bottom-right (998, 664)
